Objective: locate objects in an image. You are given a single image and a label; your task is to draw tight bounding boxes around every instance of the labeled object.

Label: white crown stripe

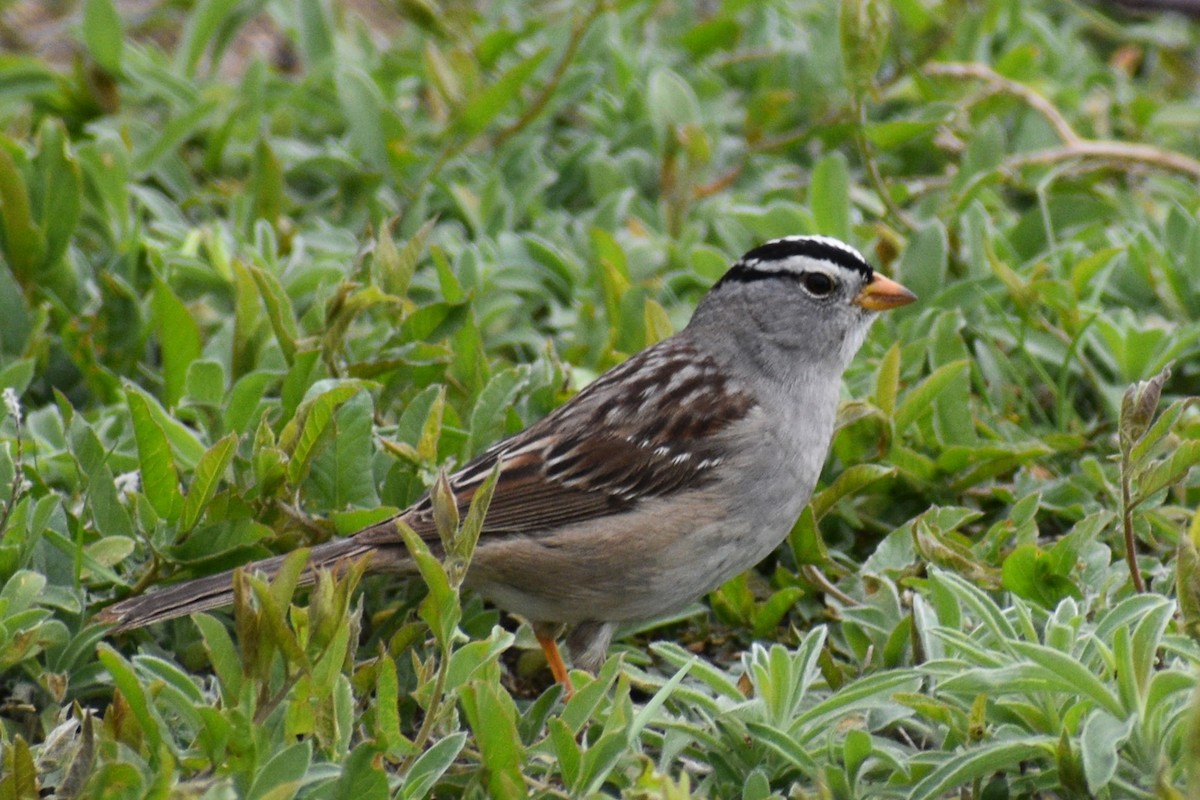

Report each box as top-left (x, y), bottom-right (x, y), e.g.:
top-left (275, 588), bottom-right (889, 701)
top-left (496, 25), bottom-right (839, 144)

top-left (770, 234), bottom-right (866, 260)
top-left (723, 235), bottom-right (873, 282)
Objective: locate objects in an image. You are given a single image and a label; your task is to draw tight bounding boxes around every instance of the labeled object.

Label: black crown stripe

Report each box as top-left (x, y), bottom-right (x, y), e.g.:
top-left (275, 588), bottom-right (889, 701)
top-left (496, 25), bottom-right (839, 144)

top-left (715, 237), bottom-right (874, 289)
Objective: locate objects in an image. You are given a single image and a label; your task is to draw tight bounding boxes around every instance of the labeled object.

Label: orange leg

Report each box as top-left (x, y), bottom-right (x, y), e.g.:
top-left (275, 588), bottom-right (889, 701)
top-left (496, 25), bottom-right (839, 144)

top-left (535, 630), bottom-right (575, 698)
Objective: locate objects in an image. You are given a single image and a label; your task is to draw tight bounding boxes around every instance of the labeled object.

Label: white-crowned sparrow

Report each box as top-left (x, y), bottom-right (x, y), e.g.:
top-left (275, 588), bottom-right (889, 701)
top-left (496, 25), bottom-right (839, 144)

top-left (100, 235), bottom-right (916, 689)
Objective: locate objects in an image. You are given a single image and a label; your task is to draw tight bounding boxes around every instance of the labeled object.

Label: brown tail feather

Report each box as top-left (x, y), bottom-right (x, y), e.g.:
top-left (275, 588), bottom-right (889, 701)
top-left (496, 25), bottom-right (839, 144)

top-left (98, 537), bottom-right (380, 632)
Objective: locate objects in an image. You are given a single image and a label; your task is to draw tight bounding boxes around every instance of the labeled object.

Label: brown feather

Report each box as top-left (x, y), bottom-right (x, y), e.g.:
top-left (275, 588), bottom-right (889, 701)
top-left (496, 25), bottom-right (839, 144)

top-left (99, 338), bottom-right (756, 631)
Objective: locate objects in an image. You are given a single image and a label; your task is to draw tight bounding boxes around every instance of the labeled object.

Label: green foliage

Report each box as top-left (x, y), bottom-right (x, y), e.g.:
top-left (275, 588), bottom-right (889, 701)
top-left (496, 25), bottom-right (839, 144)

top-left (1, 0), bottom-right (1199, 796)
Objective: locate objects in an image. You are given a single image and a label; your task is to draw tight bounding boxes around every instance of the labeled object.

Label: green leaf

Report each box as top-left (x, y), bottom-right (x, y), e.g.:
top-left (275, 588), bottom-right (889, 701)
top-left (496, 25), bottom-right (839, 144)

top-left (789, 506), bottom-right (830, 566)
top-left (83, 464), bottom-right (134, 540)
top-left (840, 0), bottom-right (890, 92)
top-left (175, 0), bottom-right (241, 77)
top-left (0, 736), bottom-right (37, 800)
top-left (0, 359), bottom-right (33, 395)
top-left (643, 298), bottom-right (674, 346)
top-left (549, 718), bottom-right (581, 788)
top-left (0, 142), bottom-right (43, 285)
top-left (399, 733), bottom-right (466, 800)
top-left (375, 217), bottom-right (435, 297)
top-left (893, 360), bottom-right (970, 435)
top-left (579, 729), bottom-right (630, 796)
top-left (650, 641), bottom-right (745, 701)
top-left (123, 383), bottom-right (207, 468)
top-left (844, 729), bottom-right (873, 782)
top-left (647, 66), bottom-right (700, 142)
top-left (792, 669), bottom-right (920, 738)
top-left (372, 647), bottom-right (412, 757)
top-left (679, 15), bottom-right (741, 59)
top-left (296, 0), bottom-right (334, 67)
top-left (1129, 397), bottom-right (1195, 469)
top-left (1001, 544), bottom-right (1081, 608)
top-left (181, 434), bottom-right (238, 531)
top-left (245, 740), bottom-right (312, 800)
top-left (629, 658), bottom-right (693, 741)
top-left (928, 312), bottom-right (976, 445)
top-left (455, 462), bottom-right (500, 568)
top-left (280, 381), bottom-right (369, 487)
top-left (252, 137), bottom-right (284, 225)
top-left (1134, 439), bottom-right (1200, 505)
top-left (399, 300), bottom-right (468, 343)
top-left (330, 744), bottom-right (389, 800)
top-left (132, 99), bottom-right (217, 174)
top-left (864, 117), bottom-right (944, 149)
top-left (96, 644), bottom-right (166, 758)
top-left (466, 367), bottom-right (527, 457)
top-left (185, 359), bottom-right (226, 407)
top-left (897, 222), bottom-right (948, 312)
top-left (193, 613), bottom-right (243, 702)
top-left (396, 519), bottom-right (459, 648)
top-left (125, 385), bottom-right (183, 522)
top-left (246, 262), bottom-right (299, 366)
top-left (85, 536), bottom-right (134, 568)
top-left (743, 721), bottom-right (819, 774)
top-left (875, 341), bottom-right (901, 417)
top-left (32, 120), bottom-right (81, 278)
top-left (336, 65), bottom-right (388, 168)
top-left (752, 587), bottom-right (805, 638)
top-left (1178, 517), bottom-right (1200, 640)
top-left (453, 48), bottom-right (550, 138)
top-left (811, 464), bottom-right (895, 519)
top-left (83, 0), bottom-right (123, 74)
top-left (0, 570), bottom-right (45, 615)
top-left (1010, 641), bottom-right (1125, 716)
top-left (1120, 363), bottom-right (1171, 455)
top-left (306, 390), bottom-right (380, 509)
top-left (909, 740), bottom-right (1054, 800)
top-left (1080, 711), bottom-right (1134, 791)
top-left (459, 681), bottom-right (525, 799)
top-left (810, 152), bottom-right (851, 242)
top-left (152, 276), bottom-right (203, 409)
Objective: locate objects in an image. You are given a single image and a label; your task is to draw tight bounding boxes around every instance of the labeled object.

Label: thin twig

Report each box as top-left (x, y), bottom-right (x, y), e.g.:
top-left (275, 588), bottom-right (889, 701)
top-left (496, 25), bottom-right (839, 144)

top-left (1120, 451), bottom-right (1146, 592)
top-left (853, 98), bottom-right (916, 231)
top-left (492, 0), bottom-right (606, 148)
top-left (398, 646), bottom-right (453, 775)
top-left (924, 62), bottom-right (1080, 144)
top-left (926, 61), bottom-right (1200, 181)
top-left (800, 565), bottom-right (860, 608)
top-left (0, 388), bottom-right (29, 536)
top-left (693, 165), bottom-right (742, 199)
top-left (1004, 141), bottom-right (1200, 180)
top-left (0, 436), bottom-right (26, 537)
top-left (125, 554), bottom-right (166, 597)
top-left (254, 670), bottom-right (304, 725)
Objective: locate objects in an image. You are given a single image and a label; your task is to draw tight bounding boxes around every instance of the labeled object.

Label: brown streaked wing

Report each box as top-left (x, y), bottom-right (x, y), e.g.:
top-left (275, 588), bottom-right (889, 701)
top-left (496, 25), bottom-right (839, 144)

top-left (354, 338), bottom-right (757, 545)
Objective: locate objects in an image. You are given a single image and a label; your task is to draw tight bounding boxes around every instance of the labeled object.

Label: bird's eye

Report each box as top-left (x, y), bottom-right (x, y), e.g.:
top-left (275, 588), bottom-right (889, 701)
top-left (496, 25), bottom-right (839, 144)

top-left (802, 272), bottom-right (835, 296)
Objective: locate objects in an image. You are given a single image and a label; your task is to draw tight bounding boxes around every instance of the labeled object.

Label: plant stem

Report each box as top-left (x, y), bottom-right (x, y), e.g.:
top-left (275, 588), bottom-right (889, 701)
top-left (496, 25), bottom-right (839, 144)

top-left (853, 98), bottom-right (915, 231)
top-left (492, 0), bottom-right (605, 148)
top-left (254, 670), bottom-right (303, 725)
top-left (1120, 452), bottom-right (1146, 593)
top-left (400, 647), bottom-right (453, 774)
top-left (926, 61), bottom-right (1200, 180)
top-left (0, 403), bottom-right (27, 536)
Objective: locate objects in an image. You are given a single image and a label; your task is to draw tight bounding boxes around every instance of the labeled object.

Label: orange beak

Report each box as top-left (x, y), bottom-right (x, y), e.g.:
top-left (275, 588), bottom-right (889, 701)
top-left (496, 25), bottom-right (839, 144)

top-left (854, 273), bottom-right (917, 311)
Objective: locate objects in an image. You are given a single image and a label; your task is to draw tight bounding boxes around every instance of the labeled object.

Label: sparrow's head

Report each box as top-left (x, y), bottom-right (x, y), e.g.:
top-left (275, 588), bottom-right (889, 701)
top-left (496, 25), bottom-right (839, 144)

top-left (692, 235), bottom-right (917, 372)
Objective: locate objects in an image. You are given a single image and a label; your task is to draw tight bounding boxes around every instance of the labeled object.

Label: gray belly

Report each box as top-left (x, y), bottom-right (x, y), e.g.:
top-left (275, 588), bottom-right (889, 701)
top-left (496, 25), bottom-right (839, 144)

top-left (464, 481), bottom-right (808, 625)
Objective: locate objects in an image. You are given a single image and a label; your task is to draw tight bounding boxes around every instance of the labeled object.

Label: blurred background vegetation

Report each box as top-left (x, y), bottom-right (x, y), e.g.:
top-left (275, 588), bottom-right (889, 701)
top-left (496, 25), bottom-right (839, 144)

top-left (1, 0), bottom-right (1199, 796)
